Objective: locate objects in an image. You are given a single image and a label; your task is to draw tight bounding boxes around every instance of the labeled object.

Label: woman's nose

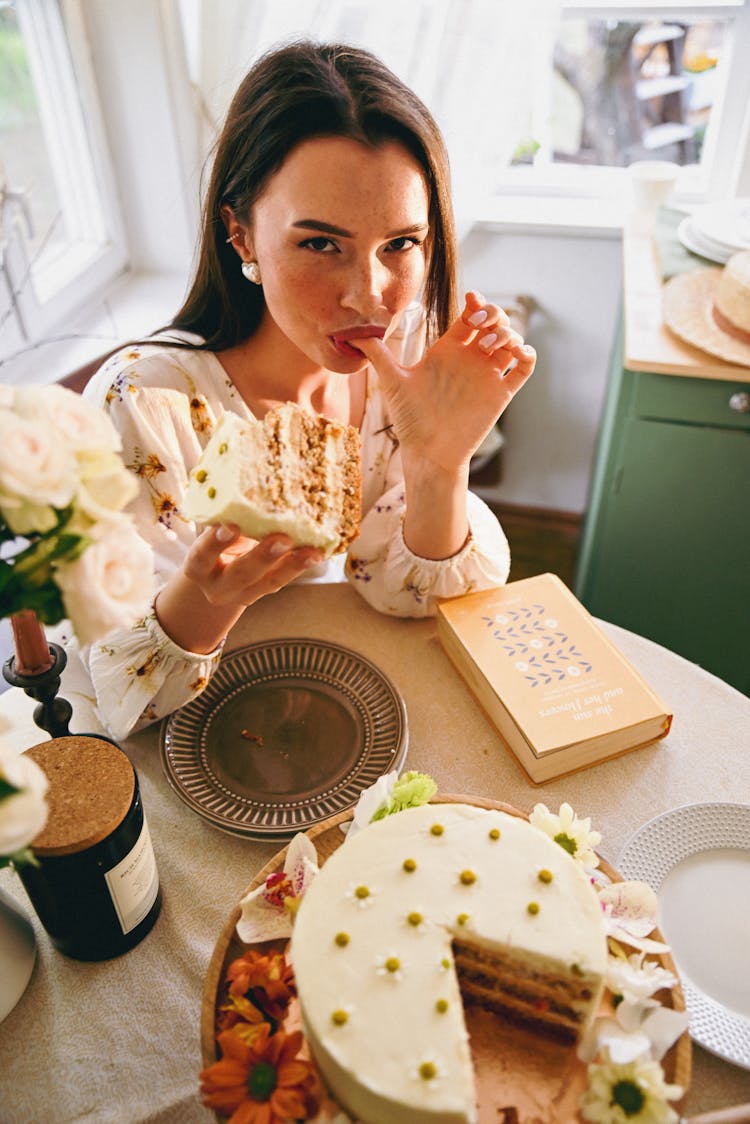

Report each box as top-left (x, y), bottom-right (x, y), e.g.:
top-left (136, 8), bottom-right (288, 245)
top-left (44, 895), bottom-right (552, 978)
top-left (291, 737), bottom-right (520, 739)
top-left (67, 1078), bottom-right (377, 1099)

top-left (339, 256), bottom-right (387, 316)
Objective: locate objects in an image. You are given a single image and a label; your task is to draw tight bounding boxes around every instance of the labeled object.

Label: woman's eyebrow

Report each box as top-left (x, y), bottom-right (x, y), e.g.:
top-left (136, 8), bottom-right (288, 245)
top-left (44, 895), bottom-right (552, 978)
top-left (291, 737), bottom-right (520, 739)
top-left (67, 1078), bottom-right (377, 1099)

top-left (292, 219), bottom-right (428, 238)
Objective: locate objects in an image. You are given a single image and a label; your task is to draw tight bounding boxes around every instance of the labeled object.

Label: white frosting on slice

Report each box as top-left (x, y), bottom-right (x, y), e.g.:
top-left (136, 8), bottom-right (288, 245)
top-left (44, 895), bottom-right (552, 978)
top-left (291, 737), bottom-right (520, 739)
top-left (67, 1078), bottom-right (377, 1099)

top-left (182, 406), bottom-right (359, 556)
top-left (290, 803), bottom-right (606, 1124)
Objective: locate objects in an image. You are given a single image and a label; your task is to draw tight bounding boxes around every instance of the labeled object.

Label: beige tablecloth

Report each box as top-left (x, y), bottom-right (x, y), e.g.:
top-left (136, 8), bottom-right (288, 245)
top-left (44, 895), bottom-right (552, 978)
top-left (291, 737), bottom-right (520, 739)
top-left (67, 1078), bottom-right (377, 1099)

top-left (1, 582), bottom-right (749, 1122)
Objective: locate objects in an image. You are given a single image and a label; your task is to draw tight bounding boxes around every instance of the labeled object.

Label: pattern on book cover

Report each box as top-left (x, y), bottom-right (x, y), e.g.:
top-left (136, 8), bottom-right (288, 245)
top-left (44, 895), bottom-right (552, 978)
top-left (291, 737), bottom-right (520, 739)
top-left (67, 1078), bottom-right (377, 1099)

top-left (481, 600), bottom-right (593, 688)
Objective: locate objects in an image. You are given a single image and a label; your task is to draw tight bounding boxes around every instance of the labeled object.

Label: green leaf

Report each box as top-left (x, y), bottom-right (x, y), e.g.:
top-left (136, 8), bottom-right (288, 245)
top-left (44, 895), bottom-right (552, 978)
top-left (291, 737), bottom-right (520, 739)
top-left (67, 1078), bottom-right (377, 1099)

top-left (0, 777), bottom-right (22, 800)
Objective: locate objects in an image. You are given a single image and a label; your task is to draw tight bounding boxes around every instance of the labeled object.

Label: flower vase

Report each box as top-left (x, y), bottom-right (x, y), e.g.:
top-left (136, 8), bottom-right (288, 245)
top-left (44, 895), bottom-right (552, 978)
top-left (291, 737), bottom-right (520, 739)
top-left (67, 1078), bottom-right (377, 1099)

top-left (0, 884), bottom-right (37, 1021)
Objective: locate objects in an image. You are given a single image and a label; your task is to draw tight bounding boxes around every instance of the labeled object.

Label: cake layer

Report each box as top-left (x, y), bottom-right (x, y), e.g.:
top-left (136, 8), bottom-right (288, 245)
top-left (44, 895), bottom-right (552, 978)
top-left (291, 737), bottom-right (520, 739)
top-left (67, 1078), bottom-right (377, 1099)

top-left (290, 802), bottom-right (606, 1124)
top-left (182, 405), bottom-right (361, 557)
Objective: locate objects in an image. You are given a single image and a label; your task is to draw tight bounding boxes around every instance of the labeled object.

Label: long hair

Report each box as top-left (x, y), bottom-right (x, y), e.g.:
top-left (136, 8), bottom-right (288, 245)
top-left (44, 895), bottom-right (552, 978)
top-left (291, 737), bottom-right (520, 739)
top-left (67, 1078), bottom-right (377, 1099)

top-left (171, 41), bottom-right (458, 350)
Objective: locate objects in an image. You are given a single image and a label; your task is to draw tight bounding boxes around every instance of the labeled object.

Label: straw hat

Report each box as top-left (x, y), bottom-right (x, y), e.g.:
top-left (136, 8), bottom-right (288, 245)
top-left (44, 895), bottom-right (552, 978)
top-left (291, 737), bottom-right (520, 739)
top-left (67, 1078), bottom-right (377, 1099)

top-left (662, 249), bottom-right (750, 367)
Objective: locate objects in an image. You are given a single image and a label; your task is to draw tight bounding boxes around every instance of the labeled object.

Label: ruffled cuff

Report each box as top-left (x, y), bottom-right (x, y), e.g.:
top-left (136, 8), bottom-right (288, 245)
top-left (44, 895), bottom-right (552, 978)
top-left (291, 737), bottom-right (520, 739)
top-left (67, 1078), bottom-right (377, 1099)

top-left (346, 487), bottom-right (510, 618)
top-left (86, 609), bottom-right (224, 741)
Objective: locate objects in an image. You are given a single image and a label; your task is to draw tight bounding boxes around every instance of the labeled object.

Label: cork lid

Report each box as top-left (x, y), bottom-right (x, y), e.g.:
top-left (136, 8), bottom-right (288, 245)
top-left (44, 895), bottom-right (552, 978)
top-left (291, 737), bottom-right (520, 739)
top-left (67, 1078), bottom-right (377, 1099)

top-left (25, 736), bottom-right (135, 856)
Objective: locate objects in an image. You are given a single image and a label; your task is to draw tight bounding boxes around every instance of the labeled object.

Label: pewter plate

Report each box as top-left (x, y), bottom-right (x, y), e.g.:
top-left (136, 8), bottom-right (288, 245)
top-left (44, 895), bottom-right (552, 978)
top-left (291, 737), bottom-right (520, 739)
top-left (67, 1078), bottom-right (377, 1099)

top-left (160, 638), bottom-right (408, 841)
top-left (618, 802), bottom-right (750, 1070)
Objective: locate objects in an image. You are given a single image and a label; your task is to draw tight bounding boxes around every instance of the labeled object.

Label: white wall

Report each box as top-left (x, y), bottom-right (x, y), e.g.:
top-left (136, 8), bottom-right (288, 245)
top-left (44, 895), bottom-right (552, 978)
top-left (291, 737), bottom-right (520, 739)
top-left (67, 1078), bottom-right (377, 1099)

top-left (461, 226), bottom-right (623, 514)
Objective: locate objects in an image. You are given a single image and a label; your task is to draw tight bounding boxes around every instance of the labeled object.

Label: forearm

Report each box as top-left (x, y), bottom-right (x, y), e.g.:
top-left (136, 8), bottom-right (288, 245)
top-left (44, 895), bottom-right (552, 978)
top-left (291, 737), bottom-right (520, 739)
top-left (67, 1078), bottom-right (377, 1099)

top-left (401, 453), bottom-right (471, 560)
top-left (155, 571), bottom-right (244, 654)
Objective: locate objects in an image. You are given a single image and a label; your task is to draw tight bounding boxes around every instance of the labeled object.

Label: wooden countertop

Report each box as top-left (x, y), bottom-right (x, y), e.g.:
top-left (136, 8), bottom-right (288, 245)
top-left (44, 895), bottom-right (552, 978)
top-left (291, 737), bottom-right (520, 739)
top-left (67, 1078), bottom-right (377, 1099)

top-left (623, 211), bottom-right (750, 383)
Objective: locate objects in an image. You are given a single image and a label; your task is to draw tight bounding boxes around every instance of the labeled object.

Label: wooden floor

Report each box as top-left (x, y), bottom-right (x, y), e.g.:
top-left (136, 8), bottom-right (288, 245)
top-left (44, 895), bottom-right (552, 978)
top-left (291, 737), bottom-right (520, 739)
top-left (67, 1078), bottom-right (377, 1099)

top-left (486, 501), bottom-right (583, 590)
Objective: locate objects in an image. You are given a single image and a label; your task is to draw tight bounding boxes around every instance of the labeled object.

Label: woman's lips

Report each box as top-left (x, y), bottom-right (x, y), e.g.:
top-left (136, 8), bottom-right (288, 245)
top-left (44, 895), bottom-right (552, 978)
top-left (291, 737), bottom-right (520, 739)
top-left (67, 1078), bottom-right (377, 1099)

top-left (330, 326), bottom-right (386, 357)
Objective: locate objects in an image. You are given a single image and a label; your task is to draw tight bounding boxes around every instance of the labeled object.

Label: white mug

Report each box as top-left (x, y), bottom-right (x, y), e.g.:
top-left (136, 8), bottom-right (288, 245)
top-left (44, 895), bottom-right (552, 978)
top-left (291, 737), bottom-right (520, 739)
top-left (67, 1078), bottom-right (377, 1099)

top-left (628, 160), bottom-right (680, 213)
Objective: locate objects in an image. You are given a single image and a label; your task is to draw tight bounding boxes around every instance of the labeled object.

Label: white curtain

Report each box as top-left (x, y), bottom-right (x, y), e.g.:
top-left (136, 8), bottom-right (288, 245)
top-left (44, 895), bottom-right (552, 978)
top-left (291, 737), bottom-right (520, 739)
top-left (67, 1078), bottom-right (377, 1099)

top-left (180, 0), bottom-right (561, 240)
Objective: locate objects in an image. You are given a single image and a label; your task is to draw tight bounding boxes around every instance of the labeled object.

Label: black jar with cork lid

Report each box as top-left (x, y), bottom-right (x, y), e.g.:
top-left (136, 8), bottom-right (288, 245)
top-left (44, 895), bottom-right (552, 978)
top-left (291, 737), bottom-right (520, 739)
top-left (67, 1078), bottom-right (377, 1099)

top-left (17, 736), bottom-right (161, 961)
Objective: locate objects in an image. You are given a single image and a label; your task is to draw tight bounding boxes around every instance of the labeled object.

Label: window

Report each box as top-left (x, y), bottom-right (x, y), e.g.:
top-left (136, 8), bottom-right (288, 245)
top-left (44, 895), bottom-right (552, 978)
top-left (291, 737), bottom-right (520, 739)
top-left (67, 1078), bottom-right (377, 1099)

top-left (0, 0), bottom-right (126, 372)
top-left (498, 0), bottom-right (750, 208)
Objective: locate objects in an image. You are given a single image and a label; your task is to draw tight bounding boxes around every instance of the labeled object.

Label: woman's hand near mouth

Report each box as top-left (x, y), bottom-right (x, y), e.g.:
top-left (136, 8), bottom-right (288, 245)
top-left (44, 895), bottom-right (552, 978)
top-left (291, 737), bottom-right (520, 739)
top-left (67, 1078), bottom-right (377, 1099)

top-left (354, 291), bottom-right (536, 560)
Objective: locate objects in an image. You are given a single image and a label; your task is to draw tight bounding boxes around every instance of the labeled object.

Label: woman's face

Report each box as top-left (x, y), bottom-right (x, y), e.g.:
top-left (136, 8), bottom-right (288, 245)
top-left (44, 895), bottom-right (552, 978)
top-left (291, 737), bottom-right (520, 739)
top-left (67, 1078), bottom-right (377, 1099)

top-left (240, 136), bottom-right (430, 372)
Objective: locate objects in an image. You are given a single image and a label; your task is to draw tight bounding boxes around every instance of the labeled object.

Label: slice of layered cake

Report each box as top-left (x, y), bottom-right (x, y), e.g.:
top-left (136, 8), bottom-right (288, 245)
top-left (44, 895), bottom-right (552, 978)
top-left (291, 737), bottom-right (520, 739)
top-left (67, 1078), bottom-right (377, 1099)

top-left (289, 803), bottom-right (607, 1124)
top-left (183, 404), bottom-right (361, 557)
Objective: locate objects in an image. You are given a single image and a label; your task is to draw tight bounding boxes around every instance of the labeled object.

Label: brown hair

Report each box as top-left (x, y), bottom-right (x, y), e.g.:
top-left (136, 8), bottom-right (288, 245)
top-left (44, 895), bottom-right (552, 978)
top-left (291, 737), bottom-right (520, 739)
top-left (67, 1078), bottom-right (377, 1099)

top-left (171, 40), bottom-right (458, 350)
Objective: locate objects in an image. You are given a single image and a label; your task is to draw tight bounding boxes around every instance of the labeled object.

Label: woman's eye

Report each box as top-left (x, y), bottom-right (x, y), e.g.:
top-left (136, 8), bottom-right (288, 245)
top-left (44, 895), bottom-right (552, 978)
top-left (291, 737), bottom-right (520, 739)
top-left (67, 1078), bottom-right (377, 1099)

top-left (300, 236), bottom-right (338, 253)
top-left (386, 236), bottom-right (423, 253)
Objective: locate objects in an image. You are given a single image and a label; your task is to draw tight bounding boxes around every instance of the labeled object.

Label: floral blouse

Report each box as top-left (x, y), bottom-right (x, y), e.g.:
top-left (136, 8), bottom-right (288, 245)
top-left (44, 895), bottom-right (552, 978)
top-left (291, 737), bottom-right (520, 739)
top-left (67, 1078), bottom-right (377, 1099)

top-left (64, 308), bottom-right (510, 740)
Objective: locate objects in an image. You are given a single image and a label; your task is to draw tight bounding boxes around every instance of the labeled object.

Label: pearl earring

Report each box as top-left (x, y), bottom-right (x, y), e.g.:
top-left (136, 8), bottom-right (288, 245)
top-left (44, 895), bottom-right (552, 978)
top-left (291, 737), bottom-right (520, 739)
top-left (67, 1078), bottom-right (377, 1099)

top-left (241, 260), bottom-right (262, 285)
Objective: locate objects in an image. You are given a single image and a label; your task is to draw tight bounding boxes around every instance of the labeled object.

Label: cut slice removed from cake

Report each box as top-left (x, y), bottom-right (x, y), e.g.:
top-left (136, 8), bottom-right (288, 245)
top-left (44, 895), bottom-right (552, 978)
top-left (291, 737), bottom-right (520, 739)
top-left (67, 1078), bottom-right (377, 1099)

top-left (182, 404), bottom-right (361, 557)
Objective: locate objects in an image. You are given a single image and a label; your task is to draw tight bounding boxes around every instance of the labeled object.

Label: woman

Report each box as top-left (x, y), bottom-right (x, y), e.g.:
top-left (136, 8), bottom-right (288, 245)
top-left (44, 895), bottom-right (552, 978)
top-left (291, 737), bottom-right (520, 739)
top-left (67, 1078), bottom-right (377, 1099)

top-left (74, 41), bottom-right (536, 740)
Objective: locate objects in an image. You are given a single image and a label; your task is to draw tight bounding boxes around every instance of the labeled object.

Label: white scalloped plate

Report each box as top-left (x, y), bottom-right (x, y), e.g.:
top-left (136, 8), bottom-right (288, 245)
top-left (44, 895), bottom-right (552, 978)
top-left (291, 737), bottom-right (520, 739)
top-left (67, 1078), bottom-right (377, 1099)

top-left (618, 802), bottom-right (750, 1069)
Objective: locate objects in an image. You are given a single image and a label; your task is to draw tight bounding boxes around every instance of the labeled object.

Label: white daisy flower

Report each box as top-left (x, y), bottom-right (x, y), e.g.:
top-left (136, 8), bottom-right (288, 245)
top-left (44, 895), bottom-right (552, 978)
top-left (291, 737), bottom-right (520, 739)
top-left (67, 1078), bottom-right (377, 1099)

top-left (375, 952), bottom-right (406, 981)
top-left (344, 882), bottom-right (377, 909)
top-left (580, 1051), bottom-right (682, 1123)
top-left (529, 802), bottom-right (602, 868)
top-left (409, 1056), bottom-right (444, 1087)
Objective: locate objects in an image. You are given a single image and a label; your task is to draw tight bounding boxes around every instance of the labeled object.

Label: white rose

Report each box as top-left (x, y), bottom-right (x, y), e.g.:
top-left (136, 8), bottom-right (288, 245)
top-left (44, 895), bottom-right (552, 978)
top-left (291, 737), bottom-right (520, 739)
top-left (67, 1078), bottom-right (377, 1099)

top-left (0, 409), bottom-right (78, 515)
top-left (54, 519), bottom-right (155, 645)
top-left (14, 385), bottom-right (122, 454)
top-left (0, 746), bottom-right (49, 857)
top-left (74, 456), bottom-right (138, 521)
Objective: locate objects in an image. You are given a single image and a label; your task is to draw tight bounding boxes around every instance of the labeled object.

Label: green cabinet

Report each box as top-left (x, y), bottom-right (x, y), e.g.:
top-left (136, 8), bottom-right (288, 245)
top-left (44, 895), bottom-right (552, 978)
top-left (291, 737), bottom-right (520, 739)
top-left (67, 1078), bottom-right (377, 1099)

top-left (575, 319), bottom-right (750, 694)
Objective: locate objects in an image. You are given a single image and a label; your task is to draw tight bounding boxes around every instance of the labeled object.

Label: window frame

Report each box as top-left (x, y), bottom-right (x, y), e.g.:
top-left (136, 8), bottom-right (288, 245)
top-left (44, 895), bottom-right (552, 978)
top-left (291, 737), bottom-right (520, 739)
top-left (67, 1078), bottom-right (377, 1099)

top-left (1, 0), bottom-right (128, 364)
top-left (491, 0), bottom-right (750, 221)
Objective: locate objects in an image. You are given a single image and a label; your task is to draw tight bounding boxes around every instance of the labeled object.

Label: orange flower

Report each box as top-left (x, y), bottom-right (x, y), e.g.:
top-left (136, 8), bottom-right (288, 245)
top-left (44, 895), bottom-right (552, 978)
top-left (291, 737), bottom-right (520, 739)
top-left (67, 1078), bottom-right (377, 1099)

top-left (200, 1026), bottom-right (321, 1124)
top-left (217, 992), bottom-right (273, 1042)
top-left (226, 949), bottom-right (297, 1026)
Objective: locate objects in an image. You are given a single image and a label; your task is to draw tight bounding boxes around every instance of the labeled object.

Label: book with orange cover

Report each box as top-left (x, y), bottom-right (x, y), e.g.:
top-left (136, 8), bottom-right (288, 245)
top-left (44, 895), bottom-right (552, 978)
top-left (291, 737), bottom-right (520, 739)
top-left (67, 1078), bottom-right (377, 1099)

top-left (436, 573), bottom-right (672, 783)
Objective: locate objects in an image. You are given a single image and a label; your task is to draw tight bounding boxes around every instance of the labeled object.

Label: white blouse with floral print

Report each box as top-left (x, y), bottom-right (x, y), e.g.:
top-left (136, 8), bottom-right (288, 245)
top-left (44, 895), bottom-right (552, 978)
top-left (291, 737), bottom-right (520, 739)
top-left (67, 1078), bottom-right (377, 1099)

top-left (63, 310), bottom-right (510, 740)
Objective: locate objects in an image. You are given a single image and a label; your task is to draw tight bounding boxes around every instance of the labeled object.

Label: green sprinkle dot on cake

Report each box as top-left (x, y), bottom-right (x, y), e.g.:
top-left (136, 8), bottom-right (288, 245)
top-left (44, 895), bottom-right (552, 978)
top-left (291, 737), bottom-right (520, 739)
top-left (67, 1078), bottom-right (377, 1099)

top-left (419, 1062), bottom-right (437, 1080)
top-left (385, 957), bottom-right (401, 973)
top-left (459, 869), bottom-right (477, 885)
top-left (538, 869), bottom-right (553, 884)
top-left (218, 443), bottom-right (228, 454)
top-left (331, 1009), bottom-right (349, 1026)
top-left (435, 998), bottom-right (449, 1014)
top-left (407, 911), bottom-right (423, 927)
top-left (527, 901), bottom-right (540, 915)
top-left (207, 486), bottom-right (216, 499)
top-left (488, 828), bottom-right (501, 841)
top-left (430, 824), bottom-right (444, 836)
top-left (195, 469), bottom-right (207, 483)
top-left (441, 958), bottom-right (450, 970)
top-left (456, 913), bottom-right (469, 926)
top-left (403, 858), bottom-right (417, 873)
top-left (334, 932), bottom-right (350, 947)
top-left (354, 885), bottom-right (370, 900)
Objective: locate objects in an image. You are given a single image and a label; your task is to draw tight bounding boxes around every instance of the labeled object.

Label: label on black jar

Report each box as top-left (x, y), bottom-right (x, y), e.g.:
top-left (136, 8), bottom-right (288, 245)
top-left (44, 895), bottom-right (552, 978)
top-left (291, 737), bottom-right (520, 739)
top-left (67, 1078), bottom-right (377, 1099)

top-left (104, 815), bottom-right (160, 934)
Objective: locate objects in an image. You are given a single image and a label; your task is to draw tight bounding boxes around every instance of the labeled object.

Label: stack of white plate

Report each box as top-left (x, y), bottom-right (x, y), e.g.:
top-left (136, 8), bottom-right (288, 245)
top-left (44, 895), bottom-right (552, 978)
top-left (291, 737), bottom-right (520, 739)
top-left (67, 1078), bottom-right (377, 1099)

top-left (678, 198), bottom-right (750, 264)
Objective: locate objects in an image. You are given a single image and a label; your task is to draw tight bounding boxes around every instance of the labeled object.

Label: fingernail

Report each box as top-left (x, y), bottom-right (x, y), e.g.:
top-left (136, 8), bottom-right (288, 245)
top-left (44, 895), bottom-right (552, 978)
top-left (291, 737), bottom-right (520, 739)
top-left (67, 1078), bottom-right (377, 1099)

top-left (522, 344), bottom-right (535, 355)
top-left (478, 333), bottom-right (498, 351)
top-left (215, 525), bottom-right (234, 543)
top-left (469, 309), bottom-right (488, 327)
top-left (303, 554), bottom-right (324, 568)
top-left (268, 540), bottom-right (289, 557)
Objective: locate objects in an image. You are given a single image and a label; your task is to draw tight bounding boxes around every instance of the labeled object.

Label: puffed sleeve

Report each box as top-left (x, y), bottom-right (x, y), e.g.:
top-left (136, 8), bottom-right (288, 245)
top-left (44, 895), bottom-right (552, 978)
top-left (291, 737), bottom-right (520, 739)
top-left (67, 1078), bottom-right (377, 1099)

top-left (345, 477), bottom-right (510, 618)
top-left (60, 345), bottom-right (227, 741)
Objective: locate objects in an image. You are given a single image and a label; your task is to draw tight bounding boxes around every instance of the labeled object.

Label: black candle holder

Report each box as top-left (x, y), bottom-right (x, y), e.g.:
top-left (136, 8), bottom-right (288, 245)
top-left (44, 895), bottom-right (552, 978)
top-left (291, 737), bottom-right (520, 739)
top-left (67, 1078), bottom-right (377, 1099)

top-left (2, 642), bottom-right (73, 739)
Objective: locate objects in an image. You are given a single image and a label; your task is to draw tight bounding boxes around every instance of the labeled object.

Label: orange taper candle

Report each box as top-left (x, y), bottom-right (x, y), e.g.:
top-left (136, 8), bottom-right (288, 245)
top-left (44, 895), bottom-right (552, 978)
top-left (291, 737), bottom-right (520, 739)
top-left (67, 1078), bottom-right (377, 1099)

top-left (10, 610), bottom-right (54, 675)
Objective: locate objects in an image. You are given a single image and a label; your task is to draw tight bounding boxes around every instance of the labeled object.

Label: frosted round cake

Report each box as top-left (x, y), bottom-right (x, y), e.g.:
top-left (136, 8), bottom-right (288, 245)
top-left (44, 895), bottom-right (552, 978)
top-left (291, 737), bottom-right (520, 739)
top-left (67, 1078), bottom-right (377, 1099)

top-left (183, 403), bottom-right (361, 557)
top-left (289, 802), bottom-right (607, 1124)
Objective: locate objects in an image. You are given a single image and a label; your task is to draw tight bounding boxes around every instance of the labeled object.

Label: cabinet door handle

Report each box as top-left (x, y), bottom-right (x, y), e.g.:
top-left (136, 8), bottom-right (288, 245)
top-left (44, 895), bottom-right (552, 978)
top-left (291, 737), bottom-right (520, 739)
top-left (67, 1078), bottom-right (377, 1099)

top-left (728, 391), bottom-right (750, 413)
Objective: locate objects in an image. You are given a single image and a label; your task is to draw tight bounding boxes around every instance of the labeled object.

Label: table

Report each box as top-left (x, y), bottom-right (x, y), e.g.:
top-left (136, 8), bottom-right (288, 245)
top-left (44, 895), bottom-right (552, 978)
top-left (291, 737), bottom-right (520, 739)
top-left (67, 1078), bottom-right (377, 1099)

top-left (1, 582), bottom-right (749, 1122)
